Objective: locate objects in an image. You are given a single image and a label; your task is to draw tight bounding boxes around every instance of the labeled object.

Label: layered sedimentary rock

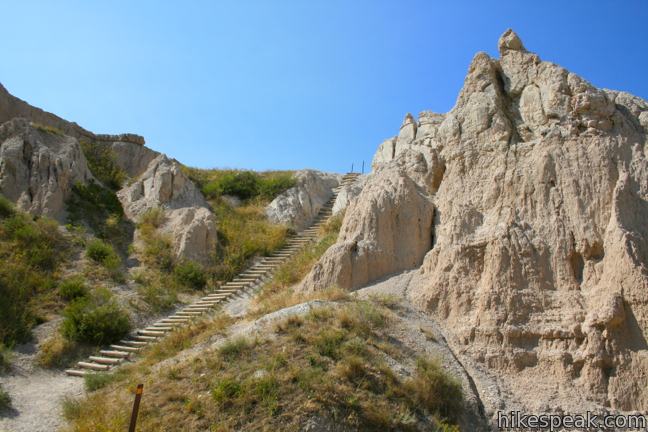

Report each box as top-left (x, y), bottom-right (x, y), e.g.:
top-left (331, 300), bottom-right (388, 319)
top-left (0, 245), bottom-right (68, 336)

top-left (266, 170), bottom-right (341, 230)
top-left (118, 155), bottom-right (217, 264)
top-left (0, 118), bottom-right (94, 221)
top-left (302, 29), bottom-right (648, 414)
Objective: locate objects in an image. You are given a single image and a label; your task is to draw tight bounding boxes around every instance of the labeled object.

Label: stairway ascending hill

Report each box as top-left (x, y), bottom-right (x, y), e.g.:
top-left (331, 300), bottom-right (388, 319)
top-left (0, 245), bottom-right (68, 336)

top-left (65, 172), bottom-right (361, 377)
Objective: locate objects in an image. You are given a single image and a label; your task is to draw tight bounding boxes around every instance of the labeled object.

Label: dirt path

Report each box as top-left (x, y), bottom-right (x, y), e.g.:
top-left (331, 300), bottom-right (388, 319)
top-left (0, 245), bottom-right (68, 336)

top-left (0, 319), bottom-right (84, 432)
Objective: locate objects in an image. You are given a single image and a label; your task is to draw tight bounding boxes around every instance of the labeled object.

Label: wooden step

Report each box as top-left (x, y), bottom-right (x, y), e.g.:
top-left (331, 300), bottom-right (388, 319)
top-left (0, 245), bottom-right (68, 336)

top-left (138, 329), bottom-right (166, 337)
top-left (65, 369), bottom-right (88, 377)
top-left (100, 350), bottom-right (131, 359)
top-left (175, 311), bottom-right (203, 317)
top-left (110, 345), bottom-right (140, 352)
top-left (131, 335), bottom-right (158, 341)
top-left (183, 307), bottom-right (210, 312)
top-left (119, 340), bottom-right (148, 347)
top-left (89, 356), bottom-right (121, 365)
top-left (161, 317), bottom-right (190, 323)
top-left (146, 326), bottom-right (174, 331)
top-left (77, 361), bottom-right (110, 371)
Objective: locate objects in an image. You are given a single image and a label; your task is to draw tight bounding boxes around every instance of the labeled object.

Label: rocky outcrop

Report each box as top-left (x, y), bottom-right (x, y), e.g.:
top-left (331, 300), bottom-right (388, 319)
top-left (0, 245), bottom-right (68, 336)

top-left (302, 29), bottom-right (648, 415)
top-left (118, 155), bottom-right (217, 264)
top-left (0, 83), bottom-right (217, 264)
top-left (0, 119), bottom-right (94, 221)
top-left (331, 174), bottom-right (367, 215)
top-left (301, 151), bottom-right (436, 291)
top-left (266, 170), bottom-right (341, 230)
top-left (0, 83), bottom-right (144, 146)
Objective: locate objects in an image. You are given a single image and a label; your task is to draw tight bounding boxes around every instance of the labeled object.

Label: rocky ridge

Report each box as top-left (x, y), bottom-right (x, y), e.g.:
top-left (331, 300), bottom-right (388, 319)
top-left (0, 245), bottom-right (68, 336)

top-left (0, 84), bottom-right (217, 263)
top-left (300, 29), bottom-right (648, 417)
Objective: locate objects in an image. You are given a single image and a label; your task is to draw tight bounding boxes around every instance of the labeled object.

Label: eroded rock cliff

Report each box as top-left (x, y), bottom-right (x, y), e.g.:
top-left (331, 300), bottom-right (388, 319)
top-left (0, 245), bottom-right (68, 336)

top-left (301, 29), bottom-right (648, 414)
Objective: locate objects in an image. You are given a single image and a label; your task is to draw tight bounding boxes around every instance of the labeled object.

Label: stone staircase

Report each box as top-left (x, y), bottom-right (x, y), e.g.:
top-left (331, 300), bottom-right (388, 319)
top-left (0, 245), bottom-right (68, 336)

top-left (65, 172), bottom-right (361, 377)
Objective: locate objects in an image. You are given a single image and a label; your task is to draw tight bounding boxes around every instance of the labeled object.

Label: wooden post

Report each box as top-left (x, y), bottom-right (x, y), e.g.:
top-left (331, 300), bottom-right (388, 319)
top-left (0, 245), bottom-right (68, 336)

top-left (361, 160), bottom-right (365, 174)
top-left (351, 163), bottom-right (354, 173)
top-left (128, 384), bottom-right (144, 432)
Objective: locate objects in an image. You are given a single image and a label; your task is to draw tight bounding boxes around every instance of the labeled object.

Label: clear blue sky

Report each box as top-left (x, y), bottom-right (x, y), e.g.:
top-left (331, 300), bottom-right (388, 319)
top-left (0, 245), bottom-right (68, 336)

top-left (1, 1), bottom-right (646, 173)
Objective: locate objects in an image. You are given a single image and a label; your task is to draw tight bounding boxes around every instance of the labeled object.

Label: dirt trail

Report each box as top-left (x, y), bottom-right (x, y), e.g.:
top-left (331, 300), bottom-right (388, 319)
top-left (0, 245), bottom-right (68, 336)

top-left (0, 319), bottom-right (84, 432)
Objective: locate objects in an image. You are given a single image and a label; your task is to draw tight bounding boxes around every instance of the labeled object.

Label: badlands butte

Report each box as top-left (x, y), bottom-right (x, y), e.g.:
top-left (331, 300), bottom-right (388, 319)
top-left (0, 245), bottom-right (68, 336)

top-left (0, 29), bottom-right (647, 431)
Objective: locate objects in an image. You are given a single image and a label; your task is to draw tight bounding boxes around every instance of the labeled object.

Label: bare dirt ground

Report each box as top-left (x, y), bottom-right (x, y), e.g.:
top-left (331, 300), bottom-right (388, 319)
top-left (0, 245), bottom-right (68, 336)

top-left (0, 319), bottom-right (84, 432)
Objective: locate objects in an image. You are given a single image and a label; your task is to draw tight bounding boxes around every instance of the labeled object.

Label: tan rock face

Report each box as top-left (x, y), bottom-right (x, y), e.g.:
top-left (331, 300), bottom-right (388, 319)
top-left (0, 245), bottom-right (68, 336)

top-left (118, 155), bottom-right (217, 264)
top-left (303, 30), bottom-right (648, 413)
top-left (0, 119), bottom-right (94, 221)
top-left (266, 170), bottom-right (341, 231)
top-left (301, 150), bottom-right (436, 292)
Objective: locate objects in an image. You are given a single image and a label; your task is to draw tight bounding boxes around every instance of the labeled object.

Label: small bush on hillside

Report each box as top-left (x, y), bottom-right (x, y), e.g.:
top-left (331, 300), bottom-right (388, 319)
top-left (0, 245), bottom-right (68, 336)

top-left (0, 195), bottom-right (14, 219)
top-left (139, 207), bottom-right (165, 228)
top-left (58, 276), bottom-right (88, 301)
top-left (258, 173), bottom-right (295, 200)
top-left (173, 261), bottom-right (207, 290)
top-left (0, 212), bottom-right (64, 346)
top-left (86, 239), bottom-right (120, 270)
top-left (79, 140), bottom-right (126, 190)
top-left (61, 289), bottom-right (131, 345)
top-left (200, 170), bottom-right (295, 202)
top-left (66, 181), bottom-right (133, 249)
top-left (0, 385), bottom-right (11, 411)
top-left (0, 345), bottom-right (11, 374)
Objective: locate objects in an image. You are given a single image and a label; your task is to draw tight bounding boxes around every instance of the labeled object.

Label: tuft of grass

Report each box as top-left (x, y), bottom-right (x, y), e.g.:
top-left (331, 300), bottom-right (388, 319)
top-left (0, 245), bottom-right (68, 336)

top-left (86, 239), bottom-right (120, 270)
top-left (84, 373), bottom-right (116, 392)
top-left (61, 396), bottom-right (82, 421)
top-left (0, 194), bottom-right (14, 218)
top-left (218, 337), bottom-right (253, 360)
top-left (79, 139), bottom-right (127, 190)
top-left (0, 384), bottom-right (11, 411)
top-left (0, 344), bottom-right (11, 374)
top-left (32, 122), bottom-right (64, 136)
top-left (405, 358), bottom-right (464, 423)
top-left (58, 276), bottom-right (89, 301)
top-left (173, 261), bottom-right (207, 290)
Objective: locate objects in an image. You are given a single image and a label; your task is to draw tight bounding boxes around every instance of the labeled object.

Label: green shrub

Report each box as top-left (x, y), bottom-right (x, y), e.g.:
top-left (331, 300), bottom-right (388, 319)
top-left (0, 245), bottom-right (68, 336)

top-left (0, 195), bottom-right (14, 219)
top-left (258, 173), bottom-right (295, 200)
top-left (211, 377), bottom-right (242, 404)
top-left (0, 212), bottom-right (63, 346)
top-left (61, 290), bottom-right (131, 345)
top-left (58, 277), bottom-right (88, 300)
top-left (66, 182), bottom-right (133, 249)
top-left (173, 261), bottom-right (207, 290)
top-left (0, 384), bottom-right (11, 411)
top-left (0, 344), bottom-right (11, 374)
top-left (79, 140), bottom-right (126, 190)
top-left (86, 239), bottom-right (120, 270)
top-left (84, 372), bottom-right (115, 391)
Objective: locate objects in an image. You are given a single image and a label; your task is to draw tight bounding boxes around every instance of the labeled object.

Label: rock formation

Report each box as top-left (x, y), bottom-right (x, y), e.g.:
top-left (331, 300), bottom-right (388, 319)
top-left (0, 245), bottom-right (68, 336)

top-left (331, 174), bottom-right (367, 215)
top-left (0, 83), bottom-right (217, 264)
top-left (118, 155), bottom-right (217, 264)
top-left (266, 170), bottom-right (341, 230)
top-left (301, 29), bottom-right (648, 415)
top-left (0, 118), bottom-right (94, 221)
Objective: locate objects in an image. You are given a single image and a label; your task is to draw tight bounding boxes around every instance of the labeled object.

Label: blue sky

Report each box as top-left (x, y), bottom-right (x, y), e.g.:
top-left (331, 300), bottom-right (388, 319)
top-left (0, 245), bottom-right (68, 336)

top-left (1, 1), bottom-right (647, 173)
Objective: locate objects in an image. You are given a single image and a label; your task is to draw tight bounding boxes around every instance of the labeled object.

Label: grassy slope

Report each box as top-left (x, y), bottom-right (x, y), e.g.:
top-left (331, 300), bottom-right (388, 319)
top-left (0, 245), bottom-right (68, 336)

top-left (61, 214), bottom-right (464, 432)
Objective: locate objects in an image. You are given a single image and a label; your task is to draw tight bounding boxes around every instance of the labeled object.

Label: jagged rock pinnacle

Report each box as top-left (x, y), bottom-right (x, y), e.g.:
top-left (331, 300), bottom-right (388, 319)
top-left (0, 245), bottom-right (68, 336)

top-left (498, 28), bottom-right (526, 55)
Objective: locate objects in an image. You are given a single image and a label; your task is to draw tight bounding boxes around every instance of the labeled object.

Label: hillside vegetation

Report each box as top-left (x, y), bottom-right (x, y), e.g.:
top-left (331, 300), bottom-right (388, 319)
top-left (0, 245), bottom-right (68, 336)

top-left (183, 168), bottom-right (296, 281)
top-left (62, 298), bottom-right (462, 432)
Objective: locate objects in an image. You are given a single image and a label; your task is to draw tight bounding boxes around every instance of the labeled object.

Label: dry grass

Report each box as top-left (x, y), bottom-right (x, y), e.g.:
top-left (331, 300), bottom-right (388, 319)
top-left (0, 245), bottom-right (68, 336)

top-left (63, 300), bottom-right (463, 431)
top-left (250, 214), bottom-right (343, 317)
